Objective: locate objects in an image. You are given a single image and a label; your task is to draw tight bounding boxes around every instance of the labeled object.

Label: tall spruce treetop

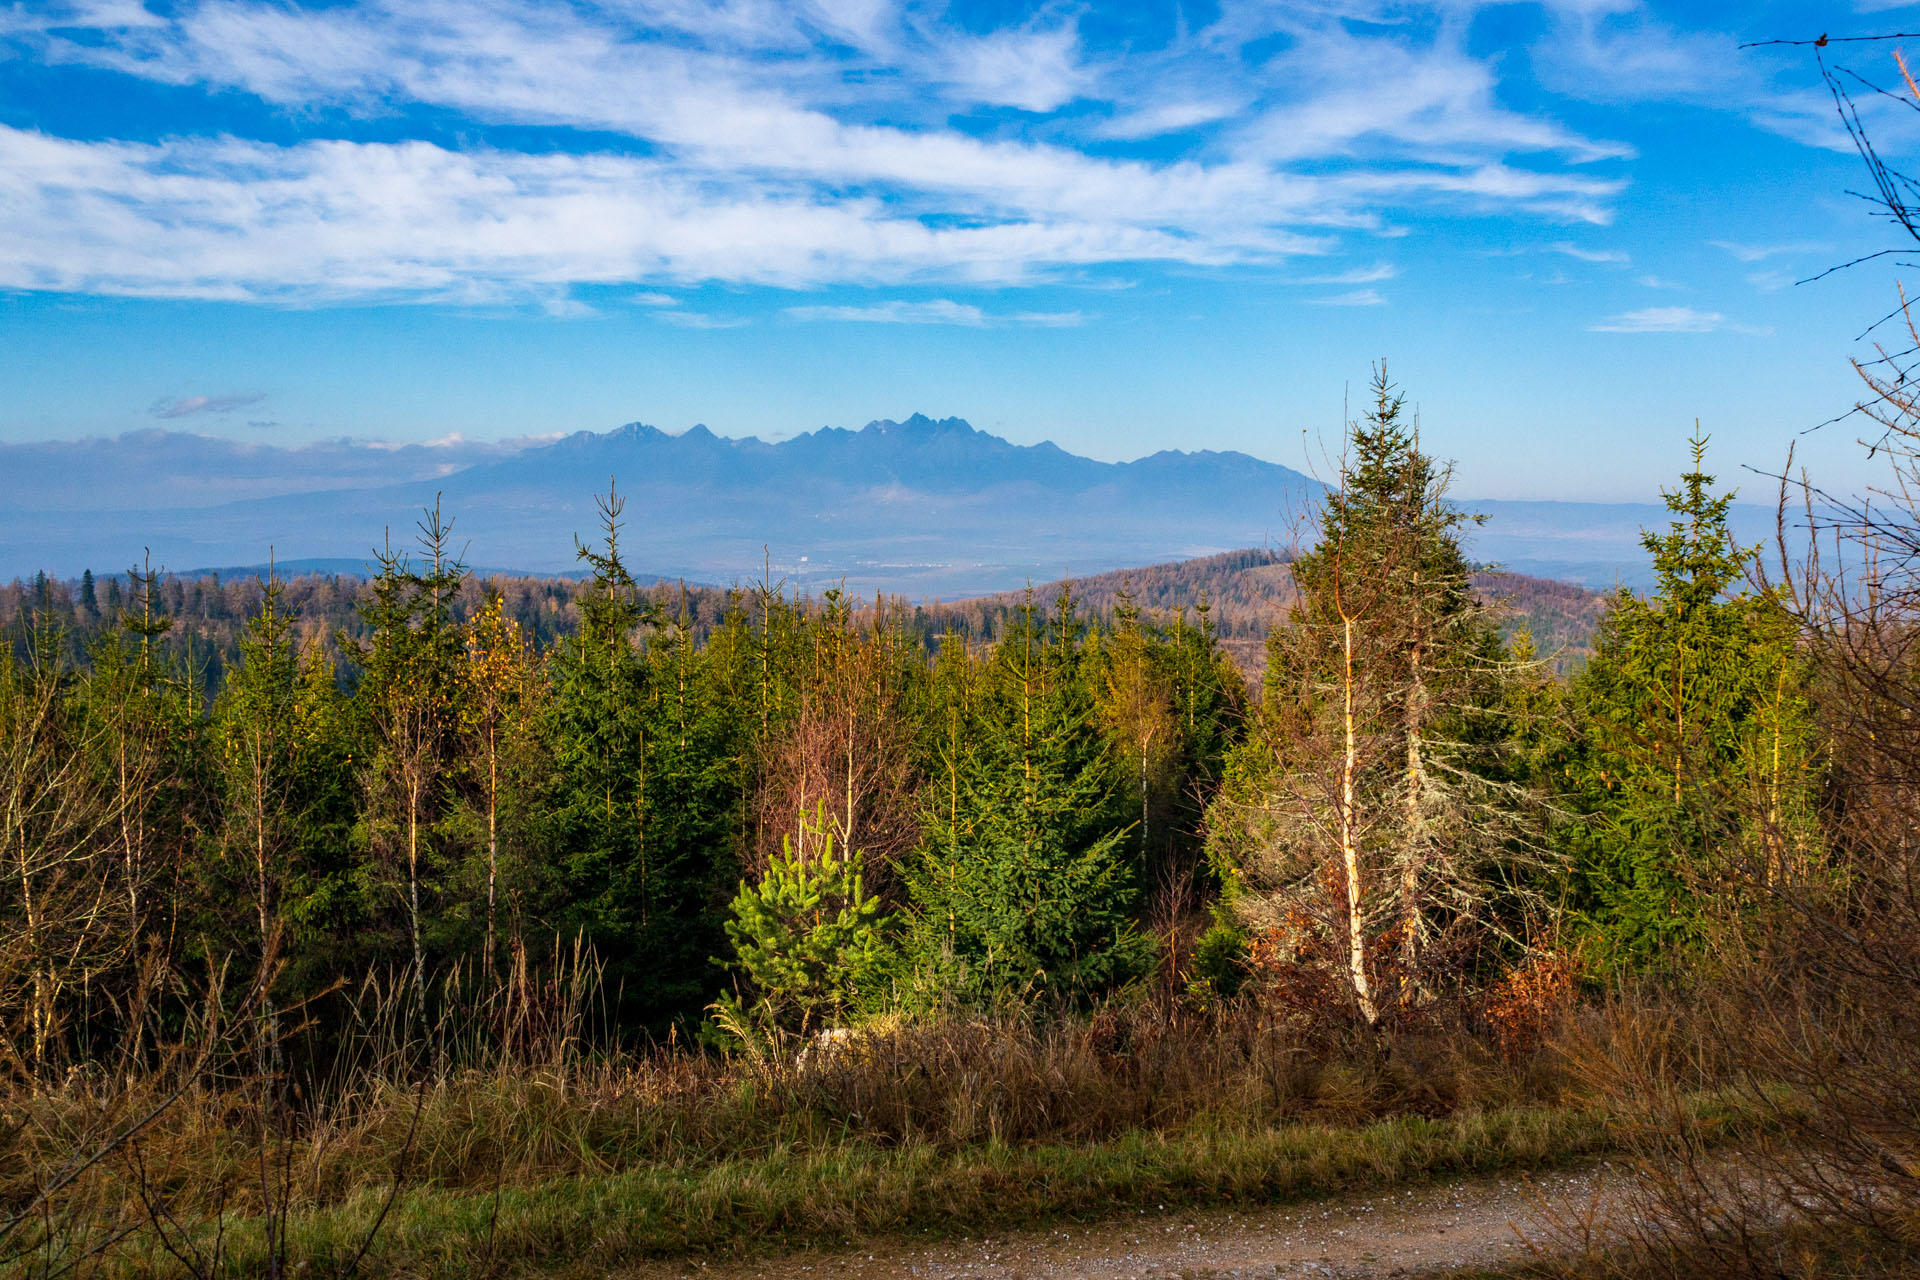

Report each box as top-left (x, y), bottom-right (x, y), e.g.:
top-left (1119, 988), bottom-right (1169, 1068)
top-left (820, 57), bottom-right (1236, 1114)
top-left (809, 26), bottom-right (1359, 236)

top-left (120, 551), bottom-right (175, 679)
top-left (1563, 431), bottom-right (1821, 971)
top-left (570, 479), bottom-right (649, 665)
top-left (1291, 366), bottom-right (1477, 639)
top-left (1645, 432), bottom-right (1745, 620)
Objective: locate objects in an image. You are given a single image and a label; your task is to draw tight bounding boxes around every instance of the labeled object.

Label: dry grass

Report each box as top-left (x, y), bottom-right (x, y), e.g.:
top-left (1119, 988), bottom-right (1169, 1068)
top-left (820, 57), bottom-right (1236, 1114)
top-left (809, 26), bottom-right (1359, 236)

top-left (1506, 941), bottom-right (1920, 1280)
top-left (0, 965), bottom-right (1620, 1279)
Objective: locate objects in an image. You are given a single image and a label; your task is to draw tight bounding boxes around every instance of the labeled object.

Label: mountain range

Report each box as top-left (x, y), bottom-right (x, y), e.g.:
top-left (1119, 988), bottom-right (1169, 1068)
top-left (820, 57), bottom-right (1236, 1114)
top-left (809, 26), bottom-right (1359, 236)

top-left (2, 415), bottom-right (1779, 595)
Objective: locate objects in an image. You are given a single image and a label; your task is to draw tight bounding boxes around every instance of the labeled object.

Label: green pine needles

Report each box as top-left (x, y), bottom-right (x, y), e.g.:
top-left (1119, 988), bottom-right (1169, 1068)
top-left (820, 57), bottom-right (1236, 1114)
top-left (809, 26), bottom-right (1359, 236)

top-left (721, 804), bottom-right (888, 1036)
top-left (902, 590), bottom-right (1153, 1009)
top-left (1559, 430), bottom-right (1823, 971)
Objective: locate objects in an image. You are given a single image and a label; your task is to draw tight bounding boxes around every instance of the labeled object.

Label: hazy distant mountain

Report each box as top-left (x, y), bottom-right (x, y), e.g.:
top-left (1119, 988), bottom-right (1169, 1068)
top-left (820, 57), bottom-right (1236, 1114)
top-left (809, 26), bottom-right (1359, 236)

top-left (1, 415), bottom-right (1775, 594)
top-left (0, 429), bottom-right (527, 513)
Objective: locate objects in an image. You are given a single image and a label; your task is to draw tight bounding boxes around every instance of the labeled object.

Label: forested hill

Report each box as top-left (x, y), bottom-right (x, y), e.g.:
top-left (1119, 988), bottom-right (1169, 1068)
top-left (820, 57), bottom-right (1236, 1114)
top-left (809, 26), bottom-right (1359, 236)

top-left (2, 548), bottom-right (1607, 688)
top-left (956, 548), bottom-right (1606, 668)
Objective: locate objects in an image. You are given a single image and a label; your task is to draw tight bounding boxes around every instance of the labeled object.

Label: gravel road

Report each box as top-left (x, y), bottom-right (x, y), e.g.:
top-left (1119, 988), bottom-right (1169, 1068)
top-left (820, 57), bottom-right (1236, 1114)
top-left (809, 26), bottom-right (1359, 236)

top-left (624, 1164), bottom-right (1621, 1280)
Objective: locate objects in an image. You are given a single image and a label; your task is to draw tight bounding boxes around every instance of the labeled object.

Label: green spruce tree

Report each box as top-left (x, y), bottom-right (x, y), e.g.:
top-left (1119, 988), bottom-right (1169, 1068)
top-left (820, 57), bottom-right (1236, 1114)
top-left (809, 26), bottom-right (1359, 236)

top-left (1560, 432), bottom-right (1821, 971)
top-left (903, 589), bottom-right (1148, 1007)
top-left (547, 485), bottom-right (748, 1027)
top-left (349, 502), bottom-right (468, 1002)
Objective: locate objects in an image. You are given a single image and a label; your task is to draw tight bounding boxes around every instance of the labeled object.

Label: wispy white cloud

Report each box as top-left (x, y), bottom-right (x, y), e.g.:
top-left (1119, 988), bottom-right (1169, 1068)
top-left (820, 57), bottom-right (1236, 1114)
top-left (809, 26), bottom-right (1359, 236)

top-left (940, 21), bottom-right (1089, 112)
top-left (539, 294), bottom-right (597, 319)
top-left (1009, 310), bottom-right (1085, 327)
top-left (1293, 262), bottom-right (1397, 285)
top-left (787, 299), bottom-right (986, 325)
top-left (1224, 14), bottom-right (1631, 169)
top-left (1094, 98), bottom-right (1243, 140)
top-left (656, 310), bottom-right (752, 329)
top-left (1588, 305), bottom-right (1769, 334)
top-left (782, 298), bottom-right (1083, 326)
top-left (1591, 306), bottom-right (1721, 333)
top-left (1551, 242), bottom-right (1629, 264)
top-left (1309, 288), bottom-right (1387, 307)
top-left (149, 391), bottom-right (266, 418)
top-left (1709, 239), bottom-right (1831, 263)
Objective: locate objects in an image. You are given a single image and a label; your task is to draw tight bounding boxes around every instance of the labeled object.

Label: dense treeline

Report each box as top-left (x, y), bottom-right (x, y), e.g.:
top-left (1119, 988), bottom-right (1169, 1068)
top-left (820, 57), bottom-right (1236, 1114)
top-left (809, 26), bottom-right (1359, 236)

top-left (0, 545), bottom-right (1604, 704)
top-left (0, 370), bottom-right (1808, 1065)
top-left (1, 485), bottom-right (1247, 1049)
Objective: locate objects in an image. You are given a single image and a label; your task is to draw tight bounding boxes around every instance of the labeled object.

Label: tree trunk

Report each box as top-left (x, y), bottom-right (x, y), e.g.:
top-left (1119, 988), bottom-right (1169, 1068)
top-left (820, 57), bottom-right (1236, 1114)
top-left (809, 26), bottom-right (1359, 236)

top-left (1399, 629), bottom-right (1427, 1001)
top-left (255, 764), bottom-right (269, 947)
top-left (118, 737), bottom-right (141, 947)
top-left (1340, 613), bottom-right (1378, 1025)
top-left (407, 774), bottom-right (425, 1007)
top-left (15, 833), bottom-right (49, 1074)
top-left (1141, 743), bottom-right (1149, 864)
top-left (486, 728), bottom-right (498, 984)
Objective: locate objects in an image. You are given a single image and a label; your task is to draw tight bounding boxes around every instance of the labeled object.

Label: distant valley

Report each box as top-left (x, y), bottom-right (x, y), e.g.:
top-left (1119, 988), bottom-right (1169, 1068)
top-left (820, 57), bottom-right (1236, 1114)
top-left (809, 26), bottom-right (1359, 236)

top-left (1, 415), bottom-right (1779, 594)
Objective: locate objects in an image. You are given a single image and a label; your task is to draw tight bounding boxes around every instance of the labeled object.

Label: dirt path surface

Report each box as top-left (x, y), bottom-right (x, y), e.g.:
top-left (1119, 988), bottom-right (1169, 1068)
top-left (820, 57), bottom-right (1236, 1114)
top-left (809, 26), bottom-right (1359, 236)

top-left (627, 1164), bottom-right (1619, 1280)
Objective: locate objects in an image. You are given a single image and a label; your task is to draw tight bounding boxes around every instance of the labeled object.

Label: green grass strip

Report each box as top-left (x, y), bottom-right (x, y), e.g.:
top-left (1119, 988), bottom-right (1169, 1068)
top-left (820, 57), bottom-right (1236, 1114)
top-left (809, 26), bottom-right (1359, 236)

top-left (89, 1103), bottom-right (1626, 1279)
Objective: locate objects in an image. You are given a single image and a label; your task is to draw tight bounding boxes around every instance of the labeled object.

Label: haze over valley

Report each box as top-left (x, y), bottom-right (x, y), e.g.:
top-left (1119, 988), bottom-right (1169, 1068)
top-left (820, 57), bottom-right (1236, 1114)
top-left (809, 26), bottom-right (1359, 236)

top-left (3, 415), bottom-right (1775, 594)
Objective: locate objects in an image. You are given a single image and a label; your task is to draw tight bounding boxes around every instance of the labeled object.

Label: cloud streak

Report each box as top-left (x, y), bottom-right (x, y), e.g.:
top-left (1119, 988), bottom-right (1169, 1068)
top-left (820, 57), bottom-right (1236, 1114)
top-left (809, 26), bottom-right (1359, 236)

top-left (1588, 305), bottom-right (1770, 334)
top-left (1309, 288), bottom-right (1387, 307)
top-left (149, 391), bottom-right (267, 418)
top-left (783, 299), bottom-right (1084, 326)
top-left (1709, 240), bottom-right (1831, 263)
top-left (1293, 262), bottom-right (1397, 285)
top-left (1551, 242), bottom-right (1629, 264)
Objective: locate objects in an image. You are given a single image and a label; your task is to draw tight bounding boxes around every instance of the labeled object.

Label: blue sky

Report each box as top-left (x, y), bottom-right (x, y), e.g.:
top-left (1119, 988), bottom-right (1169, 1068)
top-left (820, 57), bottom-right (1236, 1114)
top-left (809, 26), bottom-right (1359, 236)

top-left (1, 0), bottom-right (1914, 501)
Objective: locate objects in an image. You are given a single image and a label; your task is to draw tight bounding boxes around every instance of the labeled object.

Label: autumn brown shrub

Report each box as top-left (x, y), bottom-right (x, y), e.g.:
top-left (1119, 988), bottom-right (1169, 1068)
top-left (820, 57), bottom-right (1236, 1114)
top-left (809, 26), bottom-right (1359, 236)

top-left (1482, 949), bottom-right (1581, 1063)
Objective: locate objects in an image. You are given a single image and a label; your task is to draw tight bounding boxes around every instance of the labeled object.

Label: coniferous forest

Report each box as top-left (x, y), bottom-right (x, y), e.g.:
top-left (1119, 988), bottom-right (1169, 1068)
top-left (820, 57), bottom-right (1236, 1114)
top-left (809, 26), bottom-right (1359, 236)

top-left (3, 367), bottom-right (1918, 1279)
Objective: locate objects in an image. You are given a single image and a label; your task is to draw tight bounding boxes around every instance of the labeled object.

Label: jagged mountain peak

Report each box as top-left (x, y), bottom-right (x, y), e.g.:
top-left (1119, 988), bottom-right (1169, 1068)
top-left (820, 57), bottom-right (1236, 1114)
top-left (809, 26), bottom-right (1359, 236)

top-left (0, 414), bottom-right (1745, 592)
top-left (858, 413), bottom-right (978, 437)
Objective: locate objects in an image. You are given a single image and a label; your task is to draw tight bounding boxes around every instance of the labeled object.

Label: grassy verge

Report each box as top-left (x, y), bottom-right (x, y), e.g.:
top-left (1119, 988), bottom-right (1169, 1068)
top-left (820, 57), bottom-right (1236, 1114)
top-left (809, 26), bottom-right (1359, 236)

top-left (93, 1102), bottom-right (1623, 1279)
